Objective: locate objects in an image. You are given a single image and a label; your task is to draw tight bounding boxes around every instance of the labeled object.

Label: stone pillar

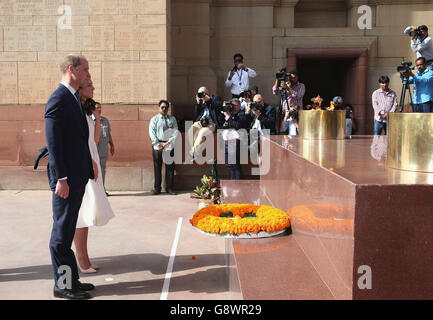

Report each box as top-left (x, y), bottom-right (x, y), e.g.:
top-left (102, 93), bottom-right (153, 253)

top-left (274, 0), bottom-right (299, 28)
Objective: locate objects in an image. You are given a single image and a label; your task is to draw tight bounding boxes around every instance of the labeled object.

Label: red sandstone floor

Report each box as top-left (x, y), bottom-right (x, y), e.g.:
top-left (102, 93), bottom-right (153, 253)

top-left (0, 190), bottom-right (240, 300)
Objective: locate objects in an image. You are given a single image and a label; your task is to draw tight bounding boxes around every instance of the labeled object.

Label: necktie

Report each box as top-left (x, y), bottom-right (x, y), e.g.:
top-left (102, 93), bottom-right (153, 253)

top-left (162, 116), bottom-right (168, 131)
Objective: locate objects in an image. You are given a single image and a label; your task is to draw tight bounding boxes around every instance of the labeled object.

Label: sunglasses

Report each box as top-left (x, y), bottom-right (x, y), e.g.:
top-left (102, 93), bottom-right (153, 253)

top-left (160, 106), bottom-right (169, 110)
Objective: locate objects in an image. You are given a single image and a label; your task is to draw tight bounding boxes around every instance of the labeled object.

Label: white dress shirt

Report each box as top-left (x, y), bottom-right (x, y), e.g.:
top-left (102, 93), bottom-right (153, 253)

top-left (404, 27), bottom-right (433, 61)
top-left (225, 67), bottom-right (257, 95)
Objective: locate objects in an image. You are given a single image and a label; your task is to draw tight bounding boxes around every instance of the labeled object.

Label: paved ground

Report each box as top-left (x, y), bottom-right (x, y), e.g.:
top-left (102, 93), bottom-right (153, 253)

top-left (0, 190), bottom-right (239, 300)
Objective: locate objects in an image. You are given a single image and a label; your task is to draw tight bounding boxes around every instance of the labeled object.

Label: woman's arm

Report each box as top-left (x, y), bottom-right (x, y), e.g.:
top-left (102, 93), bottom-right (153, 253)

top-left (94, 113), bottom-right (101, 145)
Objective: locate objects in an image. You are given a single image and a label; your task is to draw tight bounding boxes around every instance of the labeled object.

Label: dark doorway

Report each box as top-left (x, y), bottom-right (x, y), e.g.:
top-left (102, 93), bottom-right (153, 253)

top-left (286, 48), bottom-right (369, 134)
top-left (297, 57), bottom-right (356, 109)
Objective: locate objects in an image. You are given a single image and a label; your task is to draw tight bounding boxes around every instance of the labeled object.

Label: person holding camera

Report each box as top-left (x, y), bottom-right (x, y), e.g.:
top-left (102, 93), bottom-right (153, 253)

top-left (273, 70), bottom-right (305, 133)
top-left (189, 87), bottom-right (222, 159)
top-left (225, 53), bottom-right (257, 98)
top-left (281, 104), bottom-right (299, 136)
top-left (372, 76), bottom-right (398, 135)
top-left (400, 57), bottom-right (433, 113)
top-left (404, 25), bottom-right (433, 69)
top-left (221, 99), bottom-right (245, 180)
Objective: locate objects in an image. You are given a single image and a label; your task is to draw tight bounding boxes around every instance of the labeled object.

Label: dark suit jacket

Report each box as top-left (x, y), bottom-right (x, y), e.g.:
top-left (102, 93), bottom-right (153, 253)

top-left (45, 84), bottom-right (94, 189)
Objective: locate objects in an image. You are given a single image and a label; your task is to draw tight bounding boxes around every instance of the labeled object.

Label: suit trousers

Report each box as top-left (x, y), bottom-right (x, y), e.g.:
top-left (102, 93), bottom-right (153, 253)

top-left (225, 140), bottom-right (242, 180)
top-left (152, 148), bottom-right (175, 191)
top-left (49, 183), bottom-right (86, 286)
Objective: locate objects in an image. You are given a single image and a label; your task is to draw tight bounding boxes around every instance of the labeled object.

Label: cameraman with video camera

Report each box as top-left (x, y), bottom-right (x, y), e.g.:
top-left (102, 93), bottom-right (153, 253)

top-left (188, 86), bottom-right (223, 159)
top-left (400, 57), bottom-right (433, 113)
top-left (221, 99), bottom-right (246, 180)
top-left (404, 25), bottom-right (433, 69)
top-left (272, 69), bottom-right (305, 133)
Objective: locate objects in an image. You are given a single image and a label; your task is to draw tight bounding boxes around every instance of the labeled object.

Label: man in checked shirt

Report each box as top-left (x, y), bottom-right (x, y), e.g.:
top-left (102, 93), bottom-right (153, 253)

top-left (272, 70), bottom-right (305, 133)
top-left (372, 76), bottom-right (398, 135)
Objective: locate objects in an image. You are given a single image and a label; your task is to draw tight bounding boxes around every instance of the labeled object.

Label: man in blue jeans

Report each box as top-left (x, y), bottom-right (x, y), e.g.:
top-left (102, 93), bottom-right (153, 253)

top-left (372, 76), bottom-right (398, 135)
top-left (401, 57), bottom-right (433, 112)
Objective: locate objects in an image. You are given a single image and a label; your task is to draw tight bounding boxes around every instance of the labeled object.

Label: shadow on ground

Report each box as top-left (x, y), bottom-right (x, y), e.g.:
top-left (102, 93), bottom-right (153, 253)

top-left (0, 253), bottom-right (230, 296)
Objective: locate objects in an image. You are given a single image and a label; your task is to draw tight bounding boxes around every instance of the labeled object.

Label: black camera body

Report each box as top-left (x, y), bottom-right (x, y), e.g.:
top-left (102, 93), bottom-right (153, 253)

top-left (200, 116), bottom-right (210, 127)
top-left (197, 91), bottom-right (206, 99)
top-left (250, 102), bottom-right (265, 115)
top-left (397, 61), bottom-right (415, 73)
top-left (408, 27), bottom-right (422, 38)
top-left (222, 101), bottom-right (233, 113)
top-left (288, 109), bottom-right (298, 120)
top-left (239, 90), bottom-right (251, 99)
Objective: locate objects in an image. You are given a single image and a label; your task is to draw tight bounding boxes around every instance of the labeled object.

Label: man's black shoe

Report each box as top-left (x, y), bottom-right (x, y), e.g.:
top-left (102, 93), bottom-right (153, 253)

top-left (53, 286), bottom-right (92, 300)
top-left (74, 280), bottom-right (95, 291)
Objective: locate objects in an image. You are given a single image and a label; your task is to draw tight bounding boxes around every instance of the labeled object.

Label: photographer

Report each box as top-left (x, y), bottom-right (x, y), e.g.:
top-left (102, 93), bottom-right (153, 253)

top-left (221, 99), bottom-right (246, 179)
top-left (372, 76), bottom-right (397, 135)
top-left (273, 69), bottom-right (305, 133)
top-left (400, 57), bottom-right (433, 113)
top-left (404, 25), bottom-right (433, 69)
top-left (281, 104), bottom-right (299, 136)
top-left (189, 86), bottom-right (222, 159)
top-left (225, 53), bottom-right (257, 98)
top-left (245, 94), bottom-right (276, 135)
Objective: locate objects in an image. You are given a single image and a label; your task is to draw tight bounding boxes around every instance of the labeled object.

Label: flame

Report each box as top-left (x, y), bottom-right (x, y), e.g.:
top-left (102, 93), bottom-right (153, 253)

top-left (312, 95), bottom-right (323, 110)
top-left (326, 101), bottom-right (335, 111)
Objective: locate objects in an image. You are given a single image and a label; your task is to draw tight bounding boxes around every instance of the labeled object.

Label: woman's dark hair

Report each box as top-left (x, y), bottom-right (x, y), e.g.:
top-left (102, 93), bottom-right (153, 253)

top-left (83, 98), bottom-right (96, 116)
top-left (378, 75), bottom-right (390, 83)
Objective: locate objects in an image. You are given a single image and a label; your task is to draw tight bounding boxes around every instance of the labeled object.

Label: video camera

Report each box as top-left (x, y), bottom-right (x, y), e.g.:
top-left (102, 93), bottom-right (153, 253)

top-left (276, 68), bottom-right (292, 89)
top-left (397, 61), bottom-right (415, 74)
top-left (200, 115), bottom-right (210, 127)
top-left (288, 109), bottom-right (298, 120)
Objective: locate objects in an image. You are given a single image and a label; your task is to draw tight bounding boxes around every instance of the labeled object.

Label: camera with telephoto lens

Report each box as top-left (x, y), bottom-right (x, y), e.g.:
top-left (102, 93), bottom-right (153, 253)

top-left (397, 61), bottom-right (415, 74)
top-left (408, 26), bottom-right (422, 38)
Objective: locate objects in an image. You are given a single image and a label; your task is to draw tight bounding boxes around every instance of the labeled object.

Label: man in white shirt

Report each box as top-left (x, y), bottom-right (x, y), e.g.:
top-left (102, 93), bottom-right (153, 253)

top-left (225, 53), bottom-right (257, 98)
top-left (404, 25), bottom-right (433, 69)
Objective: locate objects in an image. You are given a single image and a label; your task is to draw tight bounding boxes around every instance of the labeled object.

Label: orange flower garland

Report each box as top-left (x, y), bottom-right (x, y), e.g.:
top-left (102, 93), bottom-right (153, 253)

top-left (190, 204), bottom-right (291, 236)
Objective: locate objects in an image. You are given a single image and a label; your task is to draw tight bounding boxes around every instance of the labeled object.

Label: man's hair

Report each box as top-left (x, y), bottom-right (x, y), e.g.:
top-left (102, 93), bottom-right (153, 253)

top-left (233, 53), bottom-right (243, 61)
top-left (289, 70), bottom-right (298, 76)
top-left (419, 25), bottom-right (428, 32)
top-left (416, 57), bottom-right (426, 64)
top-left (230, 98), bottom-right (240, 105)
top-left (60, 55), bottom-right (85, 74)
top-left (378, 75), bottom-right (390, 83)
top-left (158, 99), bottom-right (170, 107)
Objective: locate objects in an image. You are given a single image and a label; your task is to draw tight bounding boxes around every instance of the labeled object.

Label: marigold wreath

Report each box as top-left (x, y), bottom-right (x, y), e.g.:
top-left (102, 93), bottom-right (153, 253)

top-left (190, 203), bottom-right (291, 238)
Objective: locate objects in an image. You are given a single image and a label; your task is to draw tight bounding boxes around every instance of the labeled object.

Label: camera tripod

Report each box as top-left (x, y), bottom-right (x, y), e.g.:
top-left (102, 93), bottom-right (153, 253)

top-left (399, 76), bottom-right (413, 112)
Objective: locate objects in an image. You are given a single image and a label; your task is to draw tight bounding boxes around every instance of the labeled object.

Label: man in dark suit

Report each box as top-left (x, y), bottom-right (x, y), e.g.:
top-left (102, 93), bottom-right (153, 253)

top-left (252, 94), bottom-right (277, 135)
top-left (45, 55), bottom-right (96, 300)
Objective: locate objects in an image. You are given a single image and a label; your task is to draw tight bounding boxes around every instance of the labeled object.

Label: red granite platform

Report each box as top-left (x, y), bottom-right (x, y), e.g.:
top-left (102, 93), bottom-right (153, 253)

top-left (222, 135), bottom-right (433, 300)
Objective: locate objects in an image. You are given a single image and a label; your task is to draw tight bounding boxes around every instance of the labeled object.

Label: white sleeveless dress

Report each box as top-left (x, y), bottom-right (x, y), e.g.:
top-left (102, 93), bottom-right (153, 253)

top-left (76, 115), bottom-right (115, 228)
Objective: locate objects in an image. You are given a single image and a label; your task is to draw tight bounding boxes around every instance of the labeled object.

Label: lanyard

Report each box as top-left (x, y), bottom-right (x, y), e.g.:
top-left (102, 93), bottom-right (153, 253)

top-left (236, 69), bottom-right (243, 86)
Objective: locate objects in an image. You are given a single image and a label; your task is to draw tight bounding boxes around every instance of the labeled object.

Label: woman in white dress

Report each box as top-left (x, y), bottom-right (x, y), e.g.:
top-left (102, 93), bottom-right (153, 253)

top-left (73, 80), bottom-right (115, 273)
